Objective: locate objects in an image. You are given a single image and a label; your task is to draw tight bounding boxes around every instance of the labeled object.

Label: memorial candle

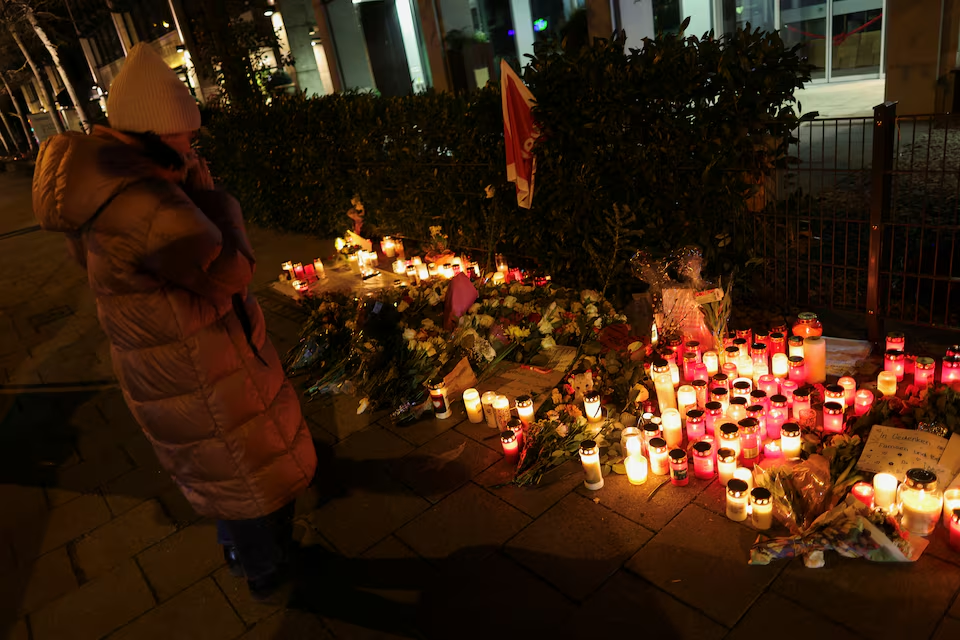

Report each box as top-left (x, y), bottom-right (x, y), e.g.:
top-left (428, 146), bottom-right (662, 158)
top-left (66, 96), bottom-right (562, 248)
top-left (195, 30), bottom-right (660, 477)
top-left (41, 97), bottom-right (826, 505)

top-left (501, 430), bottom-right (519, 460)
top-left (747, 405), bottom-right (766, 435)
top-left (692, 364), bottom-right (710, 384)
top-left (823, 402), bottom-right (844, 434)
top-left (677, 385), bottom-right (697, 420)
top-left (854, 389), bottom-right (874, 416)
top-left (751, 488), bottom-right (774, 530)
top-left (950, 510), bottom-right (960, 553)
top-left (704, 402), bottom-right (723, 435)
top-left (838, 376), bottom-right (857, 406)
top-left (584, 391), bottom-right (603, 424)
top-left (661, 408), bottom-right (683, 449)
top-left (943, 488), bottom-right (960, 527)
top-left (825, 385), bottom-right (846, 413)
top-left (723, 346), bottom-right (741, 367)
top-left (516, 395), bottom-right (535, 427)
top-left (624, 438), bottom-right (648, 486)
top-left (692, 380), bottom-right (708, 410)
top-left (751, 342), bottom-right (769, 371)
top-left (655, 373), bottom-right (677, 413)
top-left (493, 395), bottom-right (512, 429)
top-left (770, 353), bottom-right (789, 380)
top-left (313, 258), bottom-right (326, 279)
top-left (692, 441), bottom-right (715, 480)
top-left (579, 440), bottom-right (604, 490)
top-left (703, 351), bottom-right (720, 376)
top-left (788, 335), bottom-right (805, 358)
top-left (732, 379), bottom-right (753, 401)
top-left (877, 371), bottom-right (898, 397)
top-left (884, 350), bottom-right (905, 382)
top-left (726, 479), bottom-right (750, 522)
top-left (682, 352), bottom-right (698, 382)
top-left (669, 449), bottom-right (689, 486)
top-left (719, 423), bottom-right (741, 459)
top-left (621, 427), bottom-right (642, 456)
top-left (804, 336), bottom-right (827, 384)
top-left (738, 418), bottom-right (762, 468)
top-left (899, 469), bottom-right (942, 536)
top-left (463, 389), bottom-right (484, 423)
top-left (766, 404), bottom-right (787, 440)
top-left (711, 388), bottom-right (730, 415)
top-left (380, 237), bottom-right (396, 258)
top-left (763, 440), bottom-right (783, 461)
top-left (943, 356), bottom-right (960, 383)
top-left (792, 388), bottom-right (812, 419)
top-left (851, 482), bottom-right (875, 510)
top-left (481, 391), bottom-right (498, 428)
top-left (642, 422), bottom-right (661, 457)
top-left (648, 438), bottom-right (669, 476)
top-left (721, 362), bottom-right (739, 379)
top-left (779, 380), bottom-right (799, 406)
top-left (737, 354), bottom-right (755, 380)
top-left (735, 328), bottom-right (753, 346)
top-left (733, 338), bottom-right (749, 360)
top-left (769, 332), bottom-right (786, 356)
top-left (717, 448), bottom-right (737, 486)
top-left (685, 410), bottom-right (706, 441)
top-left (712, 373), bottom-right (730, 390)
top-left (727, 398), bottom-right (748, 424)
top-left (758, 374), bottom-right (779, 398)
top-left (873, 472), bottom-right (899, 515)
top-left (788, 356), bottom-right (806, 384)
top-left (950, 345), bottom-right (960, 358)
top-left (781, 423), bottom-right (802, 459)
top-left (750, 389), bottom-right (770, 414)
top-left (914, 357), bottom-right (936, 388)
top-left (507, 419), bottom-right (524, 449)
top-left (733, 466), bottom-right (754, 490)
top-left (886, 331), bottom-right (905, 353)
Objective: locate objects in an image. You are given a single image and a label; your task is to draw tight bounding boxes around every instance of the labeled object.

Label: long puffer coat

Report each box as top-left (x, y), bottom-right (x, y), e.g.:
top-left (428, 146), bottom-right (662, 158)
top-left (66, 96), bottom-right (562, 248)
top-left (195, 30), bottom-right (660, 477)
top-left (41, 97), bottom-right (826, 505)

top-left (32, 128), bottom-right (317, 520)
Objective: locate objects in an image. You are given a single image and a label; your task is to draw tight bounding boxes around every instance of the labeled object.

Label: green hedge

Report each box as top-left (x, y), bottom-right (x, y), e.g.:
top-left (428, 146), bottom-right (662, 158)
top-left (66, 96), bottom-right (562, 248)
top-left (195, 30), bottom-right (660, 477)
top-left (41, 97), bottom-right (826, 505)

top-left (201, 25), bottom-right (813, 291)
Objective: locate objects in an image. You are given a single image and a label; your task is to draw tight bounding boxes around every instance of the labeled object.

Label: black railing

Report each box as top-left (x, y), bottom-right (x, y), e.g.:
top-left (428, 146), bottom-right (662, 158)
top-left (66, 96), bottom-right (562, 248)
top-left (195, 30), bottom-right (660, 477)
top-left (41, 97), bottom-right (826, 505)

top-left (747, 102), bottom-right (960, 339)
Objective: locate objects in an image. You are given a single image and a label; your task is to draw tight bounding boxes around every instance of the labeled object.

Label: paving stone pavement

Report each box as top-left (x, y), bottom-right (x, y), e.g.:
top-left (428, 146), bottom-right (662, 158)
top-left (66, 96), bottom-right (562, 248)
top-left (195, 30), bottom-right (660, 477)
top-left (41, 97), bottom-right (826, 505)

top-left (4, 171), bottom-right (960, 640)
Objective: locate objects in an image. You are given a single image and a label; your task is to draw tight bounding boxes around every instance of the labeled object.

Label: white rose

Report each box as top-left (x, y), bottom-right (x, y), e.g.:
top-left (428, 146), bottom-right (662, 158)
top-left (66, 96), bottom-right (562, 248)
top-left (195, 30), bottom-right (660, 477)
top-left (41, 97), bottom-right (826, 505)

top-left (403, 328), bottom-right (417, 341)
top-left (537, 317), bottom-right (554, 334)
top-left (594, 316), bottom-right (603, 328)
top-left (503, 296), bottom-right (517, 308)
top-left (585, 304), bottom-right (599, 318)
top-left (541, 335), bottom-right (556, 350)
top-left (556, 422), bottom-right (569, 437)
top-left (428, 292), bottom-right (442, 306)
top-left (581, 289), bottom-right (601, 304)
top-left (483, 344), bottom-right (496, 361)
top-left (407, 339), bottom-right (418, 351)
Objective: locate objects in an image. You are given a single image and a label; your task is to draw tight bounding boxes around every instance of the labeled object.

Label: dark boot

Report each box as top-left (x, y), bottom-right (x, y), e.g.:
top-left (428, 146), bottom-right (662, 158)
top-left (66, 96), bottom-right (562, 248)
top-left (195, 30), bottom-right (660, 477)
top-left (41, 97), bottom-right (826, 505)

top-left (223, 544), bottom-right (244, 578)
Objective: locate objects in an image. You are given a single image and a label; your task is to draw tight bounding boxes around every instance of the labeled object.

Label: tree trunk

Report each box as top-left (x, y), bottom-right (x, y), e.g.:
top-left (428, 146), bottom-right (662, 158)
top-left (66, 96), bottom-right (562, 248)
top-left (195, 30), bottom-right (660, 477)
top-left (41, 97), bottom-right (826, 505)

top-left (0, 119), bottom-right (10, 154)
top-left (24, 7), bottom-right (90, 133)
top-left (8, 25), bottom-right (64, 134)
top-left (0, 71), bottom-right (36, 151)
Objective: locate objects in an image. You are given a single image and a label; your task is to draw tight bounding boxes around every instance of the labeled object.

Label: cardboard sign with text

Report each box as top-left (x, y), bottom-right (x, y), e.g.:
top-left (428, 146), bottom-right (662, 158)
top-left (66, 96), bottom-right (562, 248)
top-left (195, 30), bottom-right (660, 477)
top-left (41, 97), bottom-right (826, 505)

top-left (856, 425), bottom-right (951, 481)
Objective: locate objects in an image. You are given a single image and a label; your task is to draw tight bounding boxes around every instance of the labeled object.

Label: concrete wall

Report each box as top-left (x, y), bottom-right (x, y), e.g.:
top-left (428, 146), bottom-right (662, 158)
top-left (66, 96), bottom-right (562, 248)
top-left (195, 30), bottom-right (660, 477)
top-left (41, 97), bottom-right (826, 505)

top-left (619, 0), bottom-right (654, 46)
top-left (884, 0), bottom-right (960, 114)
top-left (326, 0), bottom-right (377, 91)
top-left (281, 0), bottom-right (330, 96)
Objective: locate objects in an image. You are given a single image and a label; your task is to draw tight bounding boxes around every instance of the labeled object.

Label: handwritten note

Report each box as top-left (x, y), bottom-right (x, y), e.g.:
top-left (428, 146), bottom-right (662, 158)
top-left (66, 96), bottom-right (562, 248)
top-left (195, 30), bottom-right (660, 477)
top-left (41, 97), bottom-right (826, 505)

top-left (856, 425), bottom-right (949, 480)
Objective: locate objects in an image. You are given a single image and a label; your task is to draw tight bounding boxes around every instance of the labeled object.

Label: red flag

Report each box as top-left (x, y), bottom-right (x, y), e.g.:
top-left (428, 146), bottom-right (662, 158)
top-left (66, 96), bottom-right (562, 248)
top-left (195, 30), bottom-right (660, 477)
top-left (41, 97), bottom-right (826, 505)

top-left (500, 59), bottom-right (539, 209)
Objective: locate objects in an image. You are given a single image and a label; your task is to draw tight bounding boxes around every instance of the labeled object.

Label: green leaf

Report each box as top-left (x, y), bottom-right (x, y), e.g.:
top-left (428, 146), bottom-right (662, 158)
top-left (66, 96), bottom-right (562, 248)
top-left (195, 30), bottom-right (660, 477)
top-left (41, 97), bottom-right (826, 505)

top-left (612, 463), bottom-right (627, 475)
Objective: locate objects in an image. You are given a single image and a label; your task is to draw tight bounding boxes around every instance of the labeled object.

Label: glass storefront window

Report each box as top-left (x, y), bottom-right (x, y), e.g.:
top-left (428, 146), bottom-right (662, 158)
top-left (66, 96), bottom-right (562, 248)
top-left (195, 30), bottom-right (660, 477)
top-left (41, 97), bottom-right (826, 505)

top-left (780, 0), bottom-right (881, 81)
top-left (831, 8), bottom-right (882, 77)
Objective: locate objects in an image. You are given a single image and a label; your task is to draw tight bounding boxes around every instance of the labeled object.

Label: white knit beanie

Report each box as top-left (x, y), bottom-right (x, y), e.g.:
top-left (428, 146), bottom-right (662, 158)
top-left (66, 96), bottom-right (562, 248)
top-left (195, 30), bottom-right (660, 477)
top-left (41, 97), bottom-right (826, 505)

top-left (107, 43), bottom-right (200, 135)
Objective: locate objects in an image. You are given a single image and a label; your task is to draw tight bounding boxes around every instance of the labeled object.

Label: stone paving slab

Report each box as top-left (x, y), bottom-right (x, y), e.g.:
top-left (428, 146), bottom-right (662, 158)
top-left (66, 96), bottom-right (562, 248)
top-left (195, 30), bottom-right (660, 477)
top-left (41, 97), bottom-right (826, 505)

top-left (505, 492), bottom-right (653, 601)
top-left (726, 592), bottom-right (865, 640)
top-left (396, 483), bottom-right (531, 561)
top-left (212, 565), bottom-right (280, 627)
top-left (15, 548), bottom-right (77, 616)
top-left (234, 610), bottom-right (336, 640)
top-left (934, 616), bottom-right (960, 640)
top-left (582, 570), bottom-right (727, 639)
top-left (625, 504), bottom-right (785, 627)
top-left (390, 430), bottom-right (500, 504)
top-left (13, 493), bottom-right (112, 561)
top-left (380, 406), bottom-right (467, 447)
top-left (772, 553), bottom-right (960, 640)
top-left (136, 521), bottom-right (223, 602)
top-left (474, 458), bottom-right (584, 518)
top-left (577, 472), bottom-right (710, 532)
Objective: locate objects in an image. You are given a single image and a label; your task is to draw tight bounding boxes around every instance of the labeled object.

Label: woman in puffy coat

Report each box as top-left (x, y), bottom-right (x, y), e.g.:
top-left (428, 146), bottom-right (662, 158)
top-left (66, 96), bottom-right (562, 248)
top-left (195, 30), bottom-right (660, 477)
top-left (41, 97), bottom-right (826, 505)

top-left (31, 43), bottom-right (317, 601)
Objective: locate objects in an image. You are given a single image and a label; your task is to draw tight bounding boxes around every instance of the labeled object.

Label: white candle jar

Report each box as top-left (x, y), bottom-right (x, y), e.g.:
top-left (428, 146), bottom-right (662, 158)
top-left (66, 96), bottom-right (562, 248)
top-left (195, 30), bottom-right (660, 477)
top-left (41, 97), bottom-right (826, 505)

top-left (648, 437), bottom-right (669, 476)
top-left (726, 479), bottom-right (750, 522)
top-left (717, 448), bottom-right (737, 486)
top-left (751, 487), bottom-right (773, 530)
top-left (898, 468), bottom-right (943, 536)
top-left (579, 440), bottom-right (604, 490)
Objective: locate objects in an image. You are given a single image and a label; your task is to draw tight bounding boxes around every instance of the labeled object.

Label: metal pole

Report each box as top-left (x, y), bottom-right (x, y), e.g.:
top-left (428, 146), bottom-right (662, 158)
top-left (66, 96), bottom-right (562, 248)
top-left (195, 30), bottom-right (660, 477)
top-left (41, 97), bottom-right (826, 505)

top-left (866, 101), bottom-right (897, 344)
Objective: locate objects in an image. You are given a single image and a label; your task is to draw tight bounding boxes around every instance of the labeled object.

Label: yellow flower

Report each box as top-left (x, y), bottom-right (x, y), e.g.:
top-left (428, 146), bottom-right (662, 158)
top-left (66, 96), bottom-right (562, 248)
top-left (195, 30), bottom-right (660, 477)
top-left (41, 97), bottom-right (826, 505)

top-left (506, 326), bottom-right (530, 340)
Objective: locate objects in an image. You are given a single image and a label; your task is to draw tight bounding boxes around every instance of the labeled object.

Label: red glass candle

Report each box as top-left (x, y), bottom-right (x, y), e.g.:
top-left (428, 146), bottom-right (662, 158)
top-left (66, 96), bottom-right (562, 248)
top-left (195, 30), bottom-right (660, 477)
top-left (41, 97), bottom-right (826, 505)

top-left (685, 341), bottom-right (702, 361)
top-left (792, 312), bottom-right (823, 338)
top-left (721, 362), bottom-right (738, 379)
top-left (692, 379), bottom-right (708, 409)
top-left (914, 357), bottom-right (935, 388)
top-left (766, 406), bottom-right (787, 440)
top-left (788, 356), bottom-right (806, 384)
top-left (884, 350), bottom-right (905, 382)
top-left (738, 418), bottom-right (762, 468)
top-left (683, 352), bottom-right (698, 382)
top-left (885, 332), bottom-right (905, 353)
top-left (754, 330), bottom-right (770, 349)
top-left (763, 440), bottom-right (783, 461)
top-left (948, 345), bottom-right (960, 358)
top-left (736, 328), bottom-right (753, 346)
top-left (904, 353), bottom-right (916, 376)
top-left (685, 409), bottom-right (706, 441)
top-left (838, 376), bottom-right (857, 406)
top-left (669, 337), bottom-right (684, 358)
top-left (704, 401), bottom-right (723, 436)
top-left (943, 356), bottom-right (960, 384)
top-left (780, 380), bottom-right (799, 406)
top-left (824, 384), bottom-right (846, 413)
top-left (950, 510), bottom-right (960, 553)
top-left (769, 332), bottom-right (786, 356)
top-left (758, 374), bottom-right (779, 398)
top-left (500, 430), bottom-right (519, 460)
top-left (732, 379), bottom-right (752, 402)
top-left (711, 373), bottom-right (730, 390)
top-left (692, 363), bottom-right (710, 384)
top-left (750, 389), bottom-right (770, 414)
top-left (792, 388), bottom-right (812, 419)
top-left (770, 323), bottom-right (788, 335)
top-left (854, 389), bottom-right (874, 416)
top-left (823, 402), bottom-right (844, 434)
top-left (851, 482), bottom-right (875, 510)
top-left (747, 404), bottom-right (766, 434)
top-left (692, 441), bottom-right (715, 480)
top-left (669, 449), bottom-right (689, 486)
top-left (751, 342), bottom-right (768, 371)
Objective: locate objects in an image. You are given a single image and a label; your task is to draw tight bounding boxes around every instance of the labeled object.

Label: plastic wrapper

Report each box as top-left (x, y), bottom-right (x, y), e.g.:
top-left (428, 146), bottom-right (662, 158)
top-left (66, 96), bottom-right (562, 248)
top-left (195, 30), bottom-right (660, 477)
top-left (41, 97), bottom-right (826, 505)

top-left (630, 247), bottom-right (714, 345)
top-left (754, 454), bottom-right (833, 535)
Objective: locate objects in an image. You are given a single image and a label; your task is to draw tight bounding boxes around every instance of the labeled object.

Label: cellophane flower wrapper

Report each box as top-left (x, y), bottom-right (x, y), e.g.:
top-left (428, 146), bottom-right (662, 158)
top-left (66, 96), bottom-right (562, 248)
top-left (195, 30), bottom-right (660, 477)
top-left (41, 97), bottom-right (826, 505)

top-left (753, 455), bottom-right (833, 535)
top-left (629, 247), bottom-right (713, 346)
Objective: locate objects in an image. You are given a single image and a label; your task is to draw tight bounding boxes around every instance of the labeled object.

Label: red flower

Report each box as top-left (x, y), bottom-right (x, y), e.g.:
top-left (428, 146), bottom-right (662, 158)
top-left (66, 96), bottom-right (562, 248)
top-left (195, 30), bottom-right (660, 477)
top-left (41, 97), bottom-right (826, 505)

top-left (528, 313), bottom-right (542, 324)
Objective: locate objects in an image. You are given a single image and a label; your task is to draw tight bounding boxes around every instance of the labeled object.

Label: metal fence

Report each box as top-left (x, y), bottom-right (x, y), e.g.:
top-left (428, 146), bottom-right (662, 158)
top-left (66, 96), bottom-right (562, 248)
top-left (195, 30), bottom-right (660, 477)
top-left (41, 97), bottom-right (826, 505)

top-left (746, 103), bottom-right (960, 339)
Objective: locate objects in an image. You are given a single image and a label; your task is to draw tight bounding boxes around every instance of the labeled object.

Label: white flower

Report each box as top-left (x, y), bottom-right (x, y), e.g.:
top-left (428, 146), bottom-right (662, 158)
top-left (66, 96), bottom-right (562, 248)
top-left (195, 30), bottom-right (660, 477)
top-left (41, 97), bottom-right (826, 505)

top-left (581, 289), bottom-right (601, 304)
top-left (421, 318), bottom-right (435, 328)
top-left (489, 299), bottom-right (500, 308)
top-left (594, 316), bottom-right (603, 328)
top-left (541, 335), bottom-right (556, 350)
top-left (479, 315), bottom-right (495, 328)
top-left (556, 422), bottom-right (569, 437)
top-left (503, 296), bottom-right (517, 308)
top-left (407, 339), bottom-right (418, 351)
top-left (571, 302), bottom-right (583, 313)
top-left (585, 304), bottom-right (599, 318)
top-left (483, 344), bottom-right (496, 361)
top-left (403, 328), bottom-right (417, 341)
top-left (357, 398), bottom-right (369, 414)
top-left (537, 317), bottom-right (555, 334)
top-left (428, 291), bottom-right (441, 306)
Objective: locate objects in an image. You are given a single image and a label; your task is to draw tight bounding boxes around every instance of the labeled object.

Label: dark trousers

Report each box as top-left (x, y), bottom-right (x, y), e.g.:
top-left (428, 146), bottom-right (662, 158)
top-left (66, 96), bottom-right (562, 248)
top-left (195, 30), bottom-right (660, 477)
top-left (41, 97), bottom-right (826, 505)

top-left (217, 501), bottom-right (296, 581)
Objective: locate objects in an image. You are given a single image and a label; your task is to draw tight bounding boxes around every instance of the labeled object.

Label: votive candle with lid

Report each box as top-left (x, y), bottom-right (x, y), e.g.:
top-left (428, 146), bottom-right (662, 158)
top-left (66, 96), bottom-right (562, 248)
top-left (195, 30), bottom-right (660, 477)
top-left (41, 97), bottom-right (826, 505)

top-left (683, 352), bottom-right (699, 382)
top-left (723, 345), bottom-right (741, 367)
top-left (942, 356), bottom-right (960, 383)
top-left (747, 404), bottom-right (766, 435)
top-left (727, 397), bottom-right (748, 424)
top-left (661, 408), bottom-right (683, 449)
top-left (712, 373), bottom-right (730, 390)
top-left (769, 332), bottom-right (786, 355)
top-left (823, 402), bottom-right (845, 434)
top-left (766, 396), bottom-right (787, 439)
top-left (733, 338), bottom-right (749, 360)
top-left (877, 371), bottom-right (898, 397)
top-left (669, 449), bottom-right (689, 487)
top-left (721, 362), bottom-right (738, 379)
top-left (501, 430), bottom-right (519, 460)
top-left (692, 379), bottom-right (708, 409)
top-left (736, 328), bottom-right (753, 346)
top-left (579, 440), bottom-right (604, 490)
top-left (886, 331), bottom-right (905, 353)
top-left (751, 342), bottom-right (769, 371)
top-left (758, 374), bottom-right (779, 398)
top-left (685, 409), bottom-right (706, 441)
top-left (516, 395), bottom-right (535, 427)
top-left (655, 372), bottom-right (677, 413)
top-left (711, 387), bottom-right (730, 415)
top-left (732, 378), bottom-right (753, 401)
top-left (692, 363), bottom-right (709, 384)
top-left (703, 350), bottom-right (720, 376)
top-left (704, 401), bottom-right (723, 435)
top-left (726, 479), bottom-right (750, 522)
top-left (738, 418), bottom-right (762, 468)
top-left (677, 385), bottom-right (697, 420)
top-left (771, 352), bottom-right (789, 379)
top-left (788, 356), bottom-right (806, 384)
top-left (642, 422), bottom-right (661, 457)
top-left (648, 437), bottom-right (669, 475)
top-left (824, 384), bottom-right (846, 413)
top-left (792, 387), bottom-right (812, 419)
top-left (750, 389), bottom-right (770, 413)
top-left (733, 466), bottom-right (754, 490)
top-left (781, 422), bottom-right (802, 459)
top-left (717, 448), bottom-right (738, 486)
top-left (692, 441), bottom-right (715, 480)
top-left (779, 380), bottom-right (799, 406)
top-left (463, 388), bottom-right (484, 423)
top-left (584, 391), bottom-right (603, 423)
top-left (914, 357), bottom-right (936, 388)
top-left (719, 423), bottom-right (741, 459)
top-left (751, 488), bottom-right (773, 530)
top-left (788, 335), bottom-right (804, 358)
top-left (884, 350), bottom-right (905, 382)
top-left (854, 389), bottom-right (874, 416)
